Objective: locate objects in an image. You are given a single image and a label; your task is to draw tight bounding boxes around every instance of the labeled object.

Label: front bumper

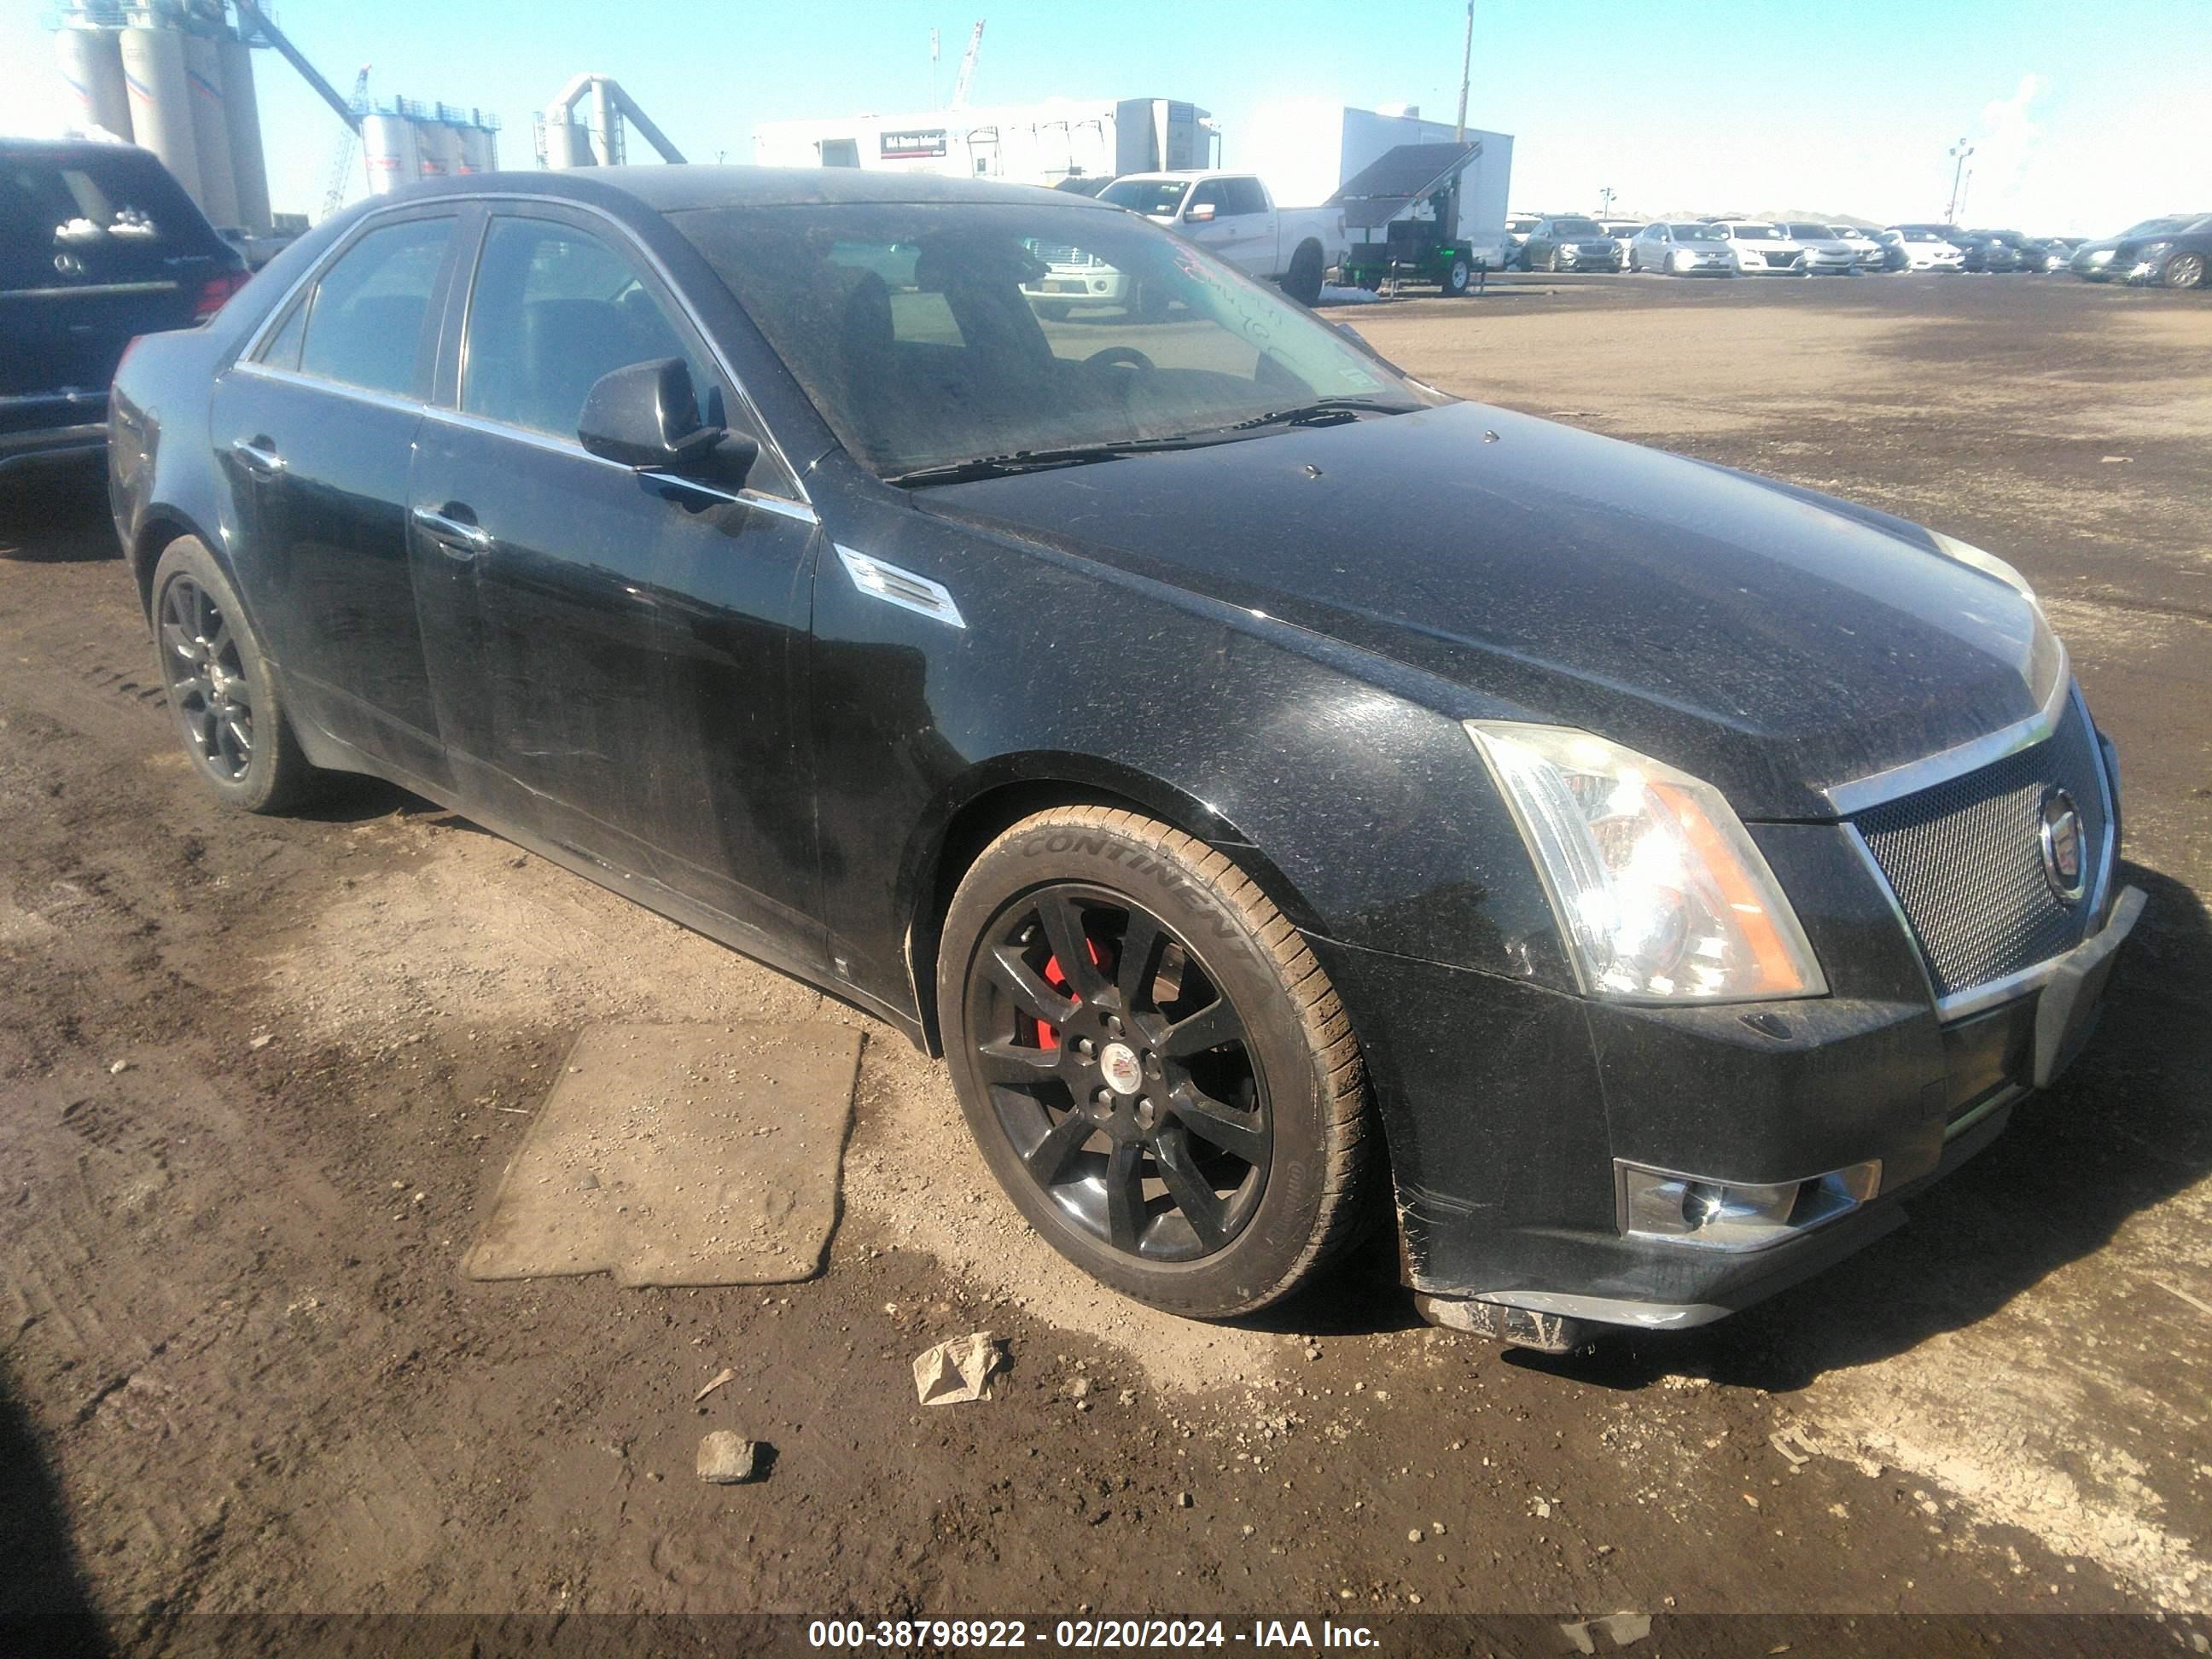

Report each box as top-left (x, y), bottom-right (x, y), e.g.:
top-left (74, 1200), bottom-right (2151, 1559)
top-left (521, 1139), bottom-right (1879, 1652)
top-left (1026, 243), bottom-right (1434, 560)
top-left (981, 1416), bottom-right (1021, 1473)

top-left (1313, 810), bottom-right (2139, 1337)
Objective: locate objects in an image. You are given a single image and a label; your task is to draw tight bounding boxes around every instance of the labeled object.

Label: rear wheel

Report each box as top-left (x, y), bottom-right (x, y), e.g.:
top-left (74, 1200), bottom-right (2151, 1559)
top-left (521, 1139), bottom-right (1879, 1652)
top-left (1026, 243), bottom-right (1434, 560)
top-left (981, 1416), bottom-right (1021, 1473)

top-left (1441, 255), bottom-right (1472, 296)
top-left (940, 807), bottom-right (1375, 1318)
top-left (1282, 242), bottom-right (1324, 306)
top-left (149, 537), bottom-right (319, 813)
top-left (2163, 251), bottom-right (2206, 289)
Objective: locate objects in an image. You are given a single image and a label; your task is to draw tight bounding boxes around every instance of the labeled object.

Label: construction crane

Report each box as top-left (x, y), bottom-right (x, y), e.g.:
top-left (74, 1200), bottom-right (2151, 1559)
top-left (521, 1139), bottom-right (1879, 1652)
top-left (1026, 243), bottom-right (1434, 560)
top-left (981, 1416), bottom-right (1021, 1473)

top-left (318, 65), bottom-right (371, 221)
top-left (949, 20), bottom-right (985, 109)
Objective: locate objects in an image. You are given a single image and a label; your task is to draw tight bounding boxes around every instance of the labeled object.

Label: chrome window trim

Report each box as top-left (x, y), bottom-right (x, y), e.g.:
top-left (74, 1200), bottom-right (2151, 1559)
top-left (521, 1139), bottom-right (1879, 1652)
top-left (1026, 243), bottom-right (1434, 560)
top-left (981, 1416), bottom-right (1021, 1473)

top-left (232, 358), bottom-right (428, 419)
top-left (416, 404), bottom-right (817, 523)
top-left (1849, 683), bottom-right (2121, 1024)
top-left (1824, 643), bottom-right (2069, 816)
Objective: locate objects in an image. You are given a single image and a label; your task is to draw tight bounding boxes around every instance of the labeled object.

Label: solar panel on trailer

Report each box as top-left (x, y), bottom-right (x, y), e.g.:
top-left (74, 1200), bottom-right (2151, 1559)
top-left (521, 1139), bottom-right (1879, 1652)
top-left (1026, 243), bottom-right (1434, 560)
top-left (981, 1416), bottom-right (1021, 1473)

top-left (1326, 143), bottom-right (1481, 208)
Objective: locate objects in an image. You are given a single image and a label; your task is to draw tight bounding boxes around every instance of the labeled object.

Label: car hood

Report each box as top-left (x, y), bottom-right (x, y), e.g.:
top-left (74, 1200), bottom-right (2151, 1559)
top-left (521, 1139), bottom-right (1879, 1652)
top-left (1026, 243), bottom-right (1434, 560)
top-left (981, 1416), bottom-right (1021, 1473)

top-left (921, 402), bottom-right (2060, 820)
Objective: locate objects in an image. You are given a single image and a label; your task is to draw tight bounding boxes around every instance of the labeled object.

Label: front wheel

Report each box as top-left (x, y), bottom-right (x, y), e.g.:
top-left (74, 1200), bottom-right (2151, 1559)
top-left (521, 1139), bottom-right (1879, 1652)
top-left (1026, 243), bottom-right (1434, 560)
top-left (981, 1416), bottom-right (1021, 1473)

top-left (1441, 255), bottom-right (1472, 295)
top-left (2163, 251), bottom-right (2207, 289)
top-left (939, 807), bottom-right (1376, 1318)
top-left (148, 536), bottom-right (321, 813)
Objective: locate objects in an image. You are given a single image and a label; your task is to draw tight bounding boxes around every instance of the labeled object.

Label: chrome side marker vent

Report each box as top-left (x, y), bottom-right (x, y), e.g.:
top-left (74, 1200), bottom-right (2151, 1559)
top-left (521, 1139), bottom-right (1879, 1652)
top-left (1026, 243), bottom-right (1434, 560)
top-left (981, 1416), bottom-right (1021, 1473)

top-left (835, 545), bottom-right (965, 630)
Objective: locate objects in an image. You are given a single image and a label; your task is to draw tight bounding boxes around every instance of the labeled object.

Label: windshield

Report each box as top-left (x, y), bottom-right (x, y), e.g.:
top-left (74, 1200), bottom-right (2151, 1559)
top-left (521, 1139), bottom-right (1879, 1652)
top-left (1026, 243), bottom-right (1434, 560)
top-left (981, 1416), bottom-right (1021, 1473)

top-left (1550, 218), bottom-right (1605, 236)
top-left (1099, 178), bottom-right (1188, 217)
top-left (1900, 230), bottom-right (1943, 242)
top-left (676, 201), bottom-right (1439, 480)
top-left (1729, 224), bottom-right (1780, 241)
top-left (1785, 224), bottom-right (1831, 240)
top-left (1668, 223), bottom-right (1726, 242)
top-left (1505, 218), bottom-right (1539, 233)
top-left (1603, 223), bottom-right (1643, 236)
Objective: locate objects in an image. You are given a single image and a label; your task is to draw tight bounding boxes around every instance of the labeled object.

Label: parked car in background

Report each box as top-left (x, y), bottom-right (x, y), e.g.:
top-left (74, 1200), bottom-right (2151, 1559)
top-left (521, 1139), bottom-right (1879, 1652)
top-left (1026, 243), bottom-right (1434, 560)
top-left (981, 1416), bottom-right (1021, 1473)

top-left (1708, 220), bottom-right (1802, 275)
top-left (109, 163), bottom-right (2139, 1344)
top-left (2111, 214), bottom-right (2212, 288)
top-left (1021, 239), bottom-right (1132, 319)
top-left (2, 137), bottom-right (248, 480)
top-left (1504, 214), bottom-right (1542, 265)
top-left (1827, 225), bottom-right (1886, 270)
top-left (1520, 215), bottom-right (1625, 272)
top-left (2025, 236), bottom-right (2076, 273)
top-left (1098, 172), bottom-right (1346, 305)
top-left (1629, 221), bottom-right (1736, 276)
top-left (2070, 215), bottom-right (2206, 280)
top-left (1969, 230), bottom-right (2050, 272)
top-left (1887, 225), bottom-right (1970, 272)
top-left (1780, 223), bottom-right (1861, 275)
top-left (1601, 220), bottom-right (1646, 265)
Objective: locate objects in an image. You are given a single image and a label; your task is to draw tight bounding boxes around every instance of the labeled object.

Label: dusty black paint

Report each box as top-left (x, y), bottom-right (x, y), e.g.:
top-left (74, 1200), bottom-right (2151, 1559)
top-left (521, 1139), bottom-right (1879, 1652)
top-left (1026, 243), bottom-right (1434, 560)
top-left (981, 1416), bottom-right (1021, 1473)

top-left (106, 166), bottom-right (2129, 1326)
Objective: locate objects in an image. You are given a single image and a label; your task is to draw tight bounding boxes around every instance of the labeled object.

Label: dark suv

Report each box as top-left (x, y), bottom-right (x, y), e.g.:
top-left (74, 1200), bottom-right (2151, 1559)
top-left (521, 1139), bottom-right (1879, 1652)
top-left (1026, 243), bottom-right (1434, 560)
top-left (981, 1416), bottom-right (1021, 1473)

top-left (3, 138), bottom-right (247, 479)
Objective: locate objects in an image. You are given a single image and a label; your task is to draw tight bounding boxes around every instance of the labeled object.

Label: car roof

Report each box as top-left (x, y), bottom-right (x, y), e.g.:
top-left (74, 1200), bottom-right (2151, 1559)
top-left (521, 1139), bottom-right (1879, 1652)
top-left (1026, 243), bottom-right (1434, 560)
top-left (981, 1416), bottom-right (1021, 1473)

top-left (0, 136), bottom-right (172, 168)
top-left (380, 163), bottom-right (1111, 215)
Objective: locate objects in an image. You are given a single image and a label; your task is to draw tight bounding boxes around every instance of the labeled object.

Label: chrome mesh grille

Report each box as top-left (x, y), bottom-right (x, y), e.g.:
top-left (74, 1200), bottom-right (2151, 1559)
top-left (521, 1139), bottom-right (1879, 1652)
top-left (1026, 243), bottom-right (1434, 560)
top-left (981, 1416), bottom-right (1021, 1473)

top-left (1855, 694), bottom-right (2108, 998)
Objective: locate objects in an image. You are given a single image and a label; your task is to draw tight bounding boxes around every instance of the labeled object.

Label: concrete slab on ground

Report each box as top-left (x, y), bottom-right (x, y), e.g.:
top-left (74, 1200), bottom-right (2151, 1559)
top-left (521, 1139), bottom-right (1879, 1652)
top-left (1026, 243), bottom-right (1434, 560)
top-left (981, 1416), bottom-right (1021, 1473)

top-left (463, 1021), bottom-right (861, 1286)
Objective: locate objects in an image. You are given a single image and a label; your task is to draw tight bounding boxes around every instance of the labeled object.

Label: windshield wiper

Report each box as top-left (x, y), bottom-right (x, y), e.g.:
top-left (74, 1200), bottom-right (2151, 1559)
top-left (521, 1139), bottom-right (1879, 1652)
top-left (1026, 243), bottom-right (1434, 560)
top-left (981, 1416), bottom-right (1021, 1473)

top-left (888, 436), bottom-right (1218, 487)
top-left (1222, 397), bottom-right (1416, 432)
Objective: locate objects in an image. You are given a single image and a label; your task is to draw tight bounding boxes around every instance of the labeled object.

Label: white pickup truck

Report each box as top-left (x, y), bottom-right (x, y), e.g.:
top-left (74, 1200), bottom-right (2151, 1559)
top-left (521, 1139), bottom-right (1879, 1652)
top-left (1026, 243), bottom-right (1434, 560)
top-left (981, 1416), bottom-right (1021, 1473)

top-left (1097, 172), bottom-right (1347, 305)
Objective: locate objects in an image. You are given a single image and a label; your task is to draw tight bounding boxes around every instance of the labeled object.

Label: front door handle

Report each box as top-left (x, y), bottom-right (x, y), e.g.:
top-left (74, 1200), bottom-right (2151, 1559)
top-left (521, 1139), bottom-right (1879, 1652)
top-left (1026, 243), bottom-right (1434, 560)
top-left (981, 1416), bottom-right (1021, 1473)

top-left (231, 435), bottom-right (283, 478)
top-left (410, 504), bottom-right (492, 559)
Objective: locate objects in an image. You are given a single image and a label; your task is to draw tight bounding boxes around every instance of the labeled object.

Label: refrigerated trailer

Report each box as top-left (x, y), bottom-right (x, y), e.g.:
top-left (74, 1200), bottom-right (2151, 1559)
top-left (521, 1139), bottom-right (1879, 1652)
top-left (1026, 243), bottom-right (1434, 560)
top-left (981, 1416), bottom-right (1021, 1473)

top-left (752, 97), bottom-right (1214, 189)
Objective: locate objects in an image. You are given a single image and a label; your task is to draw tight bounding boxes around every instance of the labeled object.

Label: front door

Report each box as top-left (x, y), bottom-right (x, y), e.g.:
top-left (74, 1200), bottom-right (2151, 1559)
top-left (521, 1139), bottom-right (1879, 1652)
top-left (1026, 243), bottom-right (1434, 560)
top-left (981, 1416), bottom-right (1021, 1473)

top-left (408, 207), bottom-right (824, 958)
top-left (209, 207), bottom-right (463, 783)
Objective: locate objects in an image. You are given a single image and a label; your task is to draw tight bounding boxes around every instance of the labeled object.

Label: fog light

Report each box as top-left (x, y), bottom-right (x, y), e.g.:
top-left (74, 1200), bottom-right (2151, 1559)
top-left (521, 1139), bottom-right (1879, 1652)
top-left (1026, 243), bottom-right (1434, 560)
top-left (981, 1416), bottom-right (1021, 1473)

top-left (1618, 1160), bottom-right (1879, 1251)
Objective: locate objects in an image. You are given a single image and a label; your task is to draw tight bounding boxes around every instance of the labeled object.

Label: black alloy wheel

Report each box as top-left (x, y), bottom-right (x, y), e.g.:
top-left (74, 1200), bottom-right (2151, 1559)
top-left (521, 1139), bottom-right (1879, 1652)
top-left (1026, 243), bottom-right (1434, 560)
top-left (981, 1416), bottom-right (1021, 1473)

top-left (160, 574), bottom-right (254, 783)
top-left (965, 881), bottom-right (1271, 1263)
top-left (940, 806), bottom-right (1375, 1318)
top-left (148, 536), bottom-right (319, 813)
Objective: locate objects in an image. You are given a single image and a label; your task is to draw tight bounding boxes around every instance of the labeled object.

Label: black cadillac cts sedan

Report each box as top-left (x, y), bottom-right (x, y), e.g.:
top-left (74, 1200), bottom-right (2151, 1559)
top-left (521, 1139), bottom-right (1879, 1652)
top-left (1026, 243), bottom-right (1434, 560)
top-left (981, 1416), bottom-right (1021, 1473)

top-left (109, 167), bottom-right (2139, 1348)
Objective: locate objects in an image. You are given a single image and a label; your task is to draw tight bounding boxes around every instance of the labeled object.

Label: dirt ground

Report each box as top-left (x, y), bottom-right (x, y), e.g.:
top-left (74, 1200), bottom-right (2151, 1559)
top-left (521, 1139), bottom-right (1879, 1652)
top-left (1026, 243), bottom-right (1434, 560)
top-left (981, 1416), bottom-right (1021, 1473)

top-left (3, 274), bottom-right (2209, 1648)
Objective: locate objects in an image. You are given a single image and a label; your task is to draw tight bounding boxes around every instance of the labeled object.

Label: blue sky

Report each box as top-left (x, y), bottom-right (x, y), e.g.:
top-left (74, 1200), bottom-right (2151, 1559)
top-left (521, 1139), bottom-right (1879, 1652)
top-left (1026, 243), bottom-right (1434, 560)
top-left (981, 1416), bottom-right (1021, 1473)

top-left (5, 1), bottom-right (2203, 233)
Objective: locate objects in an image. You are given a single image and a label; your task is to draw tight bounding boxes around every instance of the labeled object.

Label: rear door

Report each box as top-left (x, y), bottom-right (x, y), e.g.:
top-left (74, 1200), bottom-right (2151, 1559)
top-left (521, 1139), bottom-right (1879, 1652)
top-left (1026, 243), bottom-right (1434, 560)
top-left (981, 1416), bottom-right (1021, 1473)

top-left (1, 146), bottom-right (233, 444)
top-left (209, 206), bottom-right (467, 784)
top-left (407, 205), bottom-right (824, 956)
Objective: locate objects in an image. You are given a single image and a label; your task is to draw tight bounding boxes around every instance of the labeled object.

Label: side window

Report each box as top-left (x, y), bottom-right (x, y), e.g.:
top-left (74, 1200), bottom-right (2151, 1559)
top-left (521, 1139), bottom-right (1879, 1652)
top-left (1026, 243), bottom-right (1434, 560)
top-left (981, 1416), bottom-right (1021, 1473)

top-left (1223, 178), bottom-right (1269, 218)
top-left (295, 217), bottom-right (451, 396)
top-left (254, 294), bottom-right (309, 370)
top-left (464, 217), bottom-right (722, 438)
top-left (1186, 180), bottom-right (1227, 217)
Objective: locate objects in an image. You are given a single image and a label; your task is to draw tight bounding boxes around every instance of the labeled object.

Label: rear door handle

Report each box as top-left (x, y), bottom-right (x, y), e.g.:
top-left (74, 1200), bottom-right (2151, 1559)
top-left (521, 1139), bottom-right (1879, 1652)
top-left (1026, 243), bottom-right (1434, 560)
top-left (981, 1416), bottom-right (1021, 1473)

top-left (231, 436), bottom-right (283, 478)
top-left (410, 504), bottom-right (492, 559)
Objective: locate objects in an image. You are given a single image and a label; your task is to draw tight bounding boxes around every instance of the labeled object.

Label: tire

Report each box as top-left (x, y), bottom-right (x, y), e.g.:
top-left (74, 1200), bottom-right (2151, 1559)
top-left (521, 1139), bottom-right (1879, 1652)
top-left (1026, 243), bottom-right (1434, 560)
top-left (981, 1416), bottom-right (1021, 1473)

top-left (148, 536), bottom-right (319, 813)
top-left (1281, 242), bottom-right (1324, 307)
top-left (939, 806), bottom-right (1375, 1319)
top-left (1038, 300), bottom-right (1073, 322)
top-left (2163, 251), bottom-right (2206, 289)
top-left (1441, 255), bottom-right (1471, 296)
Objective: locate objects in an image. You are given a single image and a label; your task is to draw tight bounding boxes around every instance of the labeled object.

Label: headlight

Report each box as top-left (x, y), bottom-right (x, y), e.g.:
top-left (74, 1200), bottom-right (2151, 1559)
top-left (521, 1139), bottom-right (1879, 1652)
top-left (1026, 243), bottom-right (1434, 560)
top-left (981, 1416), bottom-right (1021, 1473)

top-left (1467, 722), bottom-right (1826, 1003)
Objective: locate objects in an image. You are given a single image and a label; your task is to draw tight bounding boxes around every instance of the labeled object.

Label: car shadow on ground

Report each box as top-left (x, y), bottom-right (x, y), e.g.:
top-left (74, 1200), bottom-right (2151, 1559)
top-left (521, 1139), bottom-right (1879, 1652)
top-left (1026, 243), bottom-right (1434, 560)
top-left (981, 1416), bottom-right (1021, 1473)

top-left (0, 1366), bottom-right (109, 1655)
top-left (0, 465), bottom-right (117, 563)
top-left (1514, 859), bottom-right (2212, 1391)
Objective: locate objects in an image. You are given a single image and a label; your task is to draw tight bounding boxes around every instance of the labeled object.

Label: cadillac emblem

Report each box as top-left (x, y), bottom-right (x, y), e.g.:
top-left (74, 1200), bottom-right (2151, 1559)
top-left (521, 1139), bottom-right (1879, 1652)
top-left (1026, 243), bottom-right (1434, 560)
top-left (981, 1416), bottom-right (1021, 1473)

top-left (2039, 788), bottom-right (2085, 904)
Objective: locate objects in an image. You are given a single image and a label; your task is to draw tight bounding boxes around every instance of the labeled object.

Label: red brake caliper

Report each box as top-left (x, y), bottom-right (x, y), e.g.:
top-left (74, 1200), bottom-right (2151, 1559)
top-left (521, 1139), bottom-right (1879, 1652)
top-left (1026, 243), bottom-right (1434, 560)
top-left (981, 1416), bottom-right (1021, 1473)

top-left (1035, 938), bottom-right (1107, 1051)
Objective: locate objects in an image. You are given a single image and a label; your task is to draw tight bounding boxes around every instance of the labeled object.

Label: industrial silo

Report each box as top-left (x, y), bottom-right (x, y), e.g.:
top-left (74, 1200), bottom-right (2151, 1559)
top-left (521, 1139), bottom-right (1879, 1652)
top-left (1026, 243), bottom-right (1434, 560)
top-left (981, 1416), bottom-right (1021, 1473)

top-left (54, 17), bottom-right (134, 143)
top-left (215, 28), bottom-right (271, 235)
top-left (181, 27), bottom-right (241, 228)
top-left (457, 114), bottom-right (498, 174)
top-left (362, 105), bottom-right (421, 195)
top-left (119, 17), bottom-right (202, 201)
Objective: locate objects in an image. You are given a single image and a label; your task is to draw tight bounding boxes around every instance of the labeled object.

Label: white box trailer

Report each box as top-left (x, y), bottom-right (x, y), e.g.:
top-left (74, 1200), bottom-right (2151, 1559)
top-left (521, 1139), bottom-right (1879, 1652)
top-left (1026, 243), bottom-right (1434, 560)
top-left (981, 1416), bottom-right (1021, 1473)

top-left (1238, 101), bottom-right (1514, 267)
top-left (752, 97), bottom-right (1214, 189)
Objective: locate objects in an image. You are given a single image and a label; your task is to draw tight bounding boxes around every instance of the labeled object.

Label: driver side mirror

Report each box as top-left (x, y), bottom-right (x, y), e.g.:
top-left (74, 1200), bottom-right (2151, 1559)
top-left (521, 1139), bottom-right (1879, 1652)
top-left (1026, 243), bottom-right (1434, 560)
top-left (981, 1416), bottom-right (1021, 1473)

top-left (578, 357), bottom-right (757, 488)
top-left (1185, 201), bottom-right (1217, 224)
